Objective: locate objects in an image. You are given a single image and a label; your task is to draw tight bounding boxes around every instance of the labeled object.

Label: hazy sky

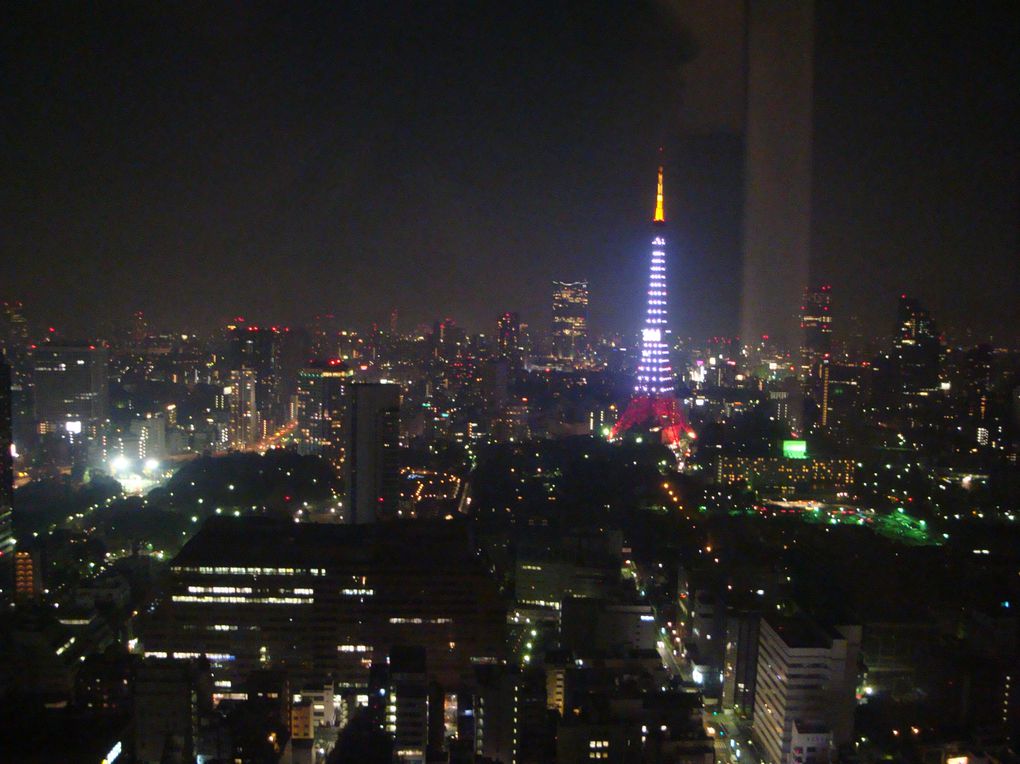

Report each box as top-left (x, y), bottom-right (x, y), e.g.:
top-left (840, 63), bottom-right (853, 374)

top-left (3, 2), bottom-right (1017, 344)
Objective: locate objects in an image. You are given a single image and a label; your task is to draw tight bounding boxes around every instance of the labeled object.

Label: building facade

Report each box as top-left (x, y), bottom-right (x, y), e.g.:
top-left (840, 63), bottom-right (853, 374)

top-left (141, 518), bottom-right (506, 692)
top-left (551, 281), bottom-right (589, 361)
top-left (752, 616), bottom-right (860, 764)
top-left (32, 344), bottom-right (109, 432)
top-left (295, 360), bottom-right (351, 463)
top-left (344, 383), bottom-right (400, 523)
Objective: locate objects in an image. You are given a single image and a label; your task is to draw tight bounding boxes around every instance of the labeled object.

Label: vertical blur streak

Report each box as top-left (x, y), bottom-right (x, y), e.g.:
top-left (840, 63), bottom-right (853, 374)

top-left (741, 0), bottom-right (815, 348)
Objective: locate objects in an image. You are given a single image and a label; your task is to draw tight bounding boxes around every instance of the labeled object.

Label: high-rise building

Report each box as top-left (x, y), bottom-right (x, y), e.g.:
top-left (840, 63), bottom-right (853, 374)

top-left (495, 312), bottom-right (522, 369)
top-left (610, 166), bottom-right (689, 448)
top-left (551, 281), bottom-right (589, 360)
top-left (873, 295), bottom-right (942, 424)
top-left (224, 323), bottom-right (280, 436)
top-left (722, 610), bottom-right (761, 716)
top-left (130, 415), bottom-right (166, 462)
top-left (896, 295), bottom-right (937, 343)
top-left (431, 318), bottom-right (464, 362)
top-left (344, 383), bottom-right (400, 524)
top-left (0, 353), bottom-right (13, 555)
top-left (295, 360), bottom-right (351, 462)
top-left (132, 658), bottom-right (210, 764)
top-left (381, 646), bottom-right (429, 763)
top-left (32, 344), bottom-right (109, 433)
top-left (310, 313), bottom-right (340, 358)
top-left (0, 301), bottom-right (30, 379)
top-left (800, 285), bottom-right (832, 373)
top-left (274, 326), bottom-right (311, 424)
top-left (226, 369), bottom-right (258, 450)
top-left (752, 615), bottom-right (860, 764)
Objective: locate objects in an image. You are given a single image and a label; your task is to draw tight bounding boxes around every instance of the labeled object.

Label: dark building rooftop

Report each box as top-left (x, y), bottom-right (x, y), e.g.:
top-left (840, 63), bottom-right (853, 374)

top-left (765, 614), bottom-right (842, 649)
top-left (173, 515), bottom-right (483, 572)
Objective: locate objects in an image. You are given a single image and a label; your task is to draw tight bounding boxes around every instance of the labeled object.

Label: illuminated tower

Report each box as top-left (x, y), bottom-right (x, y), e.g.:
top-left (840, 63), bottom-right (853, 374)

top-left (611, 166), bottom-right (689, 448)
top-left (635, 167), bottom-right (673, 394)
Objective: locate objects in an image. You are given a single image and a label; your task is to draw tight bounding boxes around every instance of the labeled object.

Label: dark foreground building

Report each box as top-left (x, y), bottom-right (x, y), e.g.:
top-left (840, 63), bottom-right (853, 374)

top-left (141, 517), bottom-right (506, 692)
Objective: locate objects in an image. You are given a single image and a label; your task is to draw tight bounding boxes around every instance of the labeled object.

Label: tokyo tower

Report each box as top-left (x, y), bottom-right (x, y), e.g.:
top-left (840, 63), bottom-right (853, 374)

top-left (610, 165), bottom-right (690, 449)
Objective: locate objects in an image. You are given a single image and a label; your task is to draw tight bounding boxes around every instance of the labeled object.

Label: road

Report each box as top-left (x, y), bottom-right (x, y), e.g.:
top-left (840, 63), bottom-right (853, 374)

top-left (707, 709), bottom-right (762, 764)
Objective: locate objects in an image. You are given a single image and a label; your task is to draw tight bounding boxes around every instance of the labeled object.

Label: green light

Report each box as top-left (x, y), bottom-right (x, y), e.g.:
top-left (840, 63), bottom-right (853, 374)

top-left (782, 440), bottom-right (808, 459)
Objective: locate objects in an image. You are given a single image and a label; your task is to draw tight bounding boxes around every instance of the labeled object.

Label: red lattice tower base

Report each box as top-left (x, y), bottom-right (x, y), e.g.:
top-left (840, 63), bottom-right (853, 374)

top-left (610, 395), bottom-right (690, 449)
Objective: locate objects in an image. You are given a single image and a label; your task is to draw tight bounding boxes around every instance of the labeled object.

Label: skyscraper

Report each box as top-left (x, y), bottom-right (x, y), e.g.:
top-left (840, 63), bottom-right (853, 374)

top-left (226, 368), bottom-right (258, 450)
top-left (611, 166), bottom-right (688, 448)
top-left (32, 344), bottom-right (109, 433)
top-left (495, 311), bottom-right (522, 369)
top-left (551, 281), bottom-right (589, 360)
top-left (344, 383), bottom-right (400, 524)
top-left (295, 359), bottom-right (351, 463)
top-left (893, 295), bottom-right (941, 395)
top-left (431, 318), bottom-right (464, 362)
top-left (0, 301), bottom-right (30, 378)
top-left (224, 323), bottom-right (280, 437)
top-left (800, 284), bottom-right (832, 374)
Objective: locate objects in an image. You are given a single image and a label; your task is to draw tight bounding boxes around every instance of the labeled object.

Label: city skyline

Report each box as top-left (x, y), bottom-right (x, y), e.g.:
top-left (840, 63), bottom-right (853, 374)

top-left (2, 4), bottom-right (1018, 762)
top-left (2, 2), bottom-right (1018, 344)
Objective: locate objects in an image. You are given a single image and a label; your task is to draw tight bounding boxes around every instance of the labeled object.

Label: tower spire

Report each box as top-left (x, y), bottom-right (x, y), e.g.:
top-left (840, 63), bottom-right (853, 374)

top-left (610, 159), bottom-right (690, 449)
top-left (653, 165), bottom-right (665, 223)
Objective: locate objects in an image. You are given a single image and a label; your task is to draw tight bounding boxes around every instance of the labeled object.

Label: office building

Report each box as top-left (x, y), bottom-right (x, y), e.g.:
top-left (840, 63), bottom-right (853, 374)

top-left (0, 301), bottom-right (29, 360)
top-left (223, 322), bottom-right (293, 435)
top-left (132, 658), bottom-right (210, 764)
top-left (561, 596), bottom-right (657, 655)
top-left (894, 295), bottom-right (941, 394)
top-left (141, 517), bottom-right (506, 691)
top-left (495, 311), bottom-right (522, 369)
top-left (344, 383), bottom-right (400, 523)
top-left (722, 610), bottom-right (761, 716)
top-left (473, 666), bottom-right (550, 764)
top-left (295, 359), bottom-right (351, 462)
top-left (752, 615), bottom-right (860, 764)
top-left (32, 344), bottom-right (109, 432)
top-left (431, 318), bottom-right (464, 362)
top-left (800, 285), bottom-right (832, 374)
top-left (130, 414), bottom-right (166, 462)
top-left (713, 453), bottom-right (854, 496)
top-left (871, 296), bottom-right (942, 426)
top-left (551, 280), bottom-right (589, 360)
top-left (382, 646), bottom-right (429, 764)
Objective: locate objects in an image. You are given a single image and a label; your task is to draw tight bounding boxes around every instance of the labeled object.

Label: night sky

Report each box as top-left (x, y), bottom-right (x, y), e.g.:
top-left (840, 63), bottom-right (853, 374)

top-left (3, 2), bottom-right (1018, 344)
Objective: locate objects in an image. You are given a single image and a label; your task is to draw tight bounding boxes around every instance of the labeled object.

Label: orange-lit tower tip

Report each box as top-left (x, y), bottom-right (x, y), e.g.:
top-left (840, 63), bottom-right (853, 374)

top-left (653, 165), bottom-right (665, 223)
